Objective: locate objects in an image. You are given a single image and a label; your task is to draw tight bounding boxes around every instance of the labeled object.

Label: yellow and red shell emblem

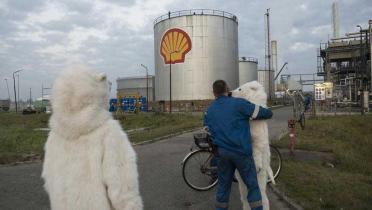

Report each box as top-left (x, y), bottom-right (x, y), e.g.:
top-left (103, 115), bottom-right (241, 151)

top-left (160, 28), bottom-right (192, 64)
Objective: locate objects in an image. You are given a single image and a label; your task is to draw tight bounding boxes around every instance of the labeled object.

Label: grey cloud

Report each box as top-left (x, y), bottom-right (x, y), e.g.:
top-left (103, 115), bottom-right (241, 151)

top-left (5, 0), bottom-right (45, 15)
top-left (62, 0), bottom-right (93, 13)
top-left (104, 0), bottom-right (136, 7)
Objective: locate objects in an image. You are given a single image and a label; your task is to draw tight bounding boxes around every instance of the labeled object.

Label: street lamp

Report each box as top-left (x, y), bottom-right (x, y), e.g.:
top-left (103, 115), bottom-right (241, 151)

top-left (17, 74), bottom-right (20, 106)
top-left (4, 78), bottom-right (10, 100)
top-left (13, 69), bottom-right (23, 113)
top-left (169, 50), bottom-right (179, 113)
top-left (140, 64), bottom-right (149, 111)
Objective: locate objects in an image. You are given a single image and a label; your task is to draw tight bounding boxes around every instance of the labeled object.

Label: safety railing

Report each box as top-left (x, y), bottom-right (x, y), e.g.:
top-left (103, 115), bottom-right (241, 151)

top-left (239, 57), bottom-right (258, 63)
top-left (154, 9), bottom-right (238, 25)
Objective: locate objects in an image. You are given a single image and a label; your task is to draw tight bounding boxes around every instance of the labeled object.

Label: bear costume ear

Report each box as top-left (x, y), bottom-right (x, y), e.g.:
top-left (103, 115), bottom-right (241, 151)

top-left (96, 73), bottom-right (107, 81)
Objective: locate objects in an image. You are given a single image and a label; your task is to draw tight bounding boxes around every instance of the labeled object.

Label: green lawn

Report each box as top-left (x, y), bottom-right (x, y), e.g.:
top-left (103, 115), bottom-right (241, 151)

top-left (0, 112), bottom-right (202, 164)
top-left (0, 112), bottom-right (49, 164)
top-left (116, 112), bottom-right (202, 143)
top-left (273, 115), bottom-right (372, 210)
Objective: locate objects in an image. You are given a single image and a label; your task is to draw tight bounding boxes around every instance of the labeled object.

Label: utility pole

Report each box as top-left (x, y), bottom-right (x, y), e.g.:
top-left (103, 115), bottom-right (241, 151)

top-left (17, 74), bottom-right (20, 108)
top-left (41, 84), bottom-right (51, 112)
top-left (169, 54), bottom-right (172, 113)
top-left (140, 64), bottom-right (149, 111)
top-left (12, 69), bottom-right (22, 112)
top-left (41, 83), bottom-right (44, 108)
top-left (169, 51), bottom-right (178, 113)
top-left (265, 8), bottom-right (272, 100)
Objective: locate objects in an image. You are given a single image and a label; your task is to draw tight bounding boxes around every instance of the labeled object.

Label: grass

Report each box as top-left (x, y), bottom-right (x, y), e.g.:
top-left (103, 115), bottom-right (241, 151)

top-left (116, 112), bottom-right (202, 143)
top-left (0, 112), bottom-right (202, 164)
top-left (273, 115), bottom-right (372, 210)
top-left (0, 112), bottom-right (49, 164)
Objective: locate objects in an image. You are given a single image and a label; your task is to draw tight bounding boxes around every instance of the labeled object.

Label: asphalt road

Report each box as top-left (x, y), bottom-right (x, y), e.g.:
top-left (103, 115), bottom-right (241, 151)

top-left (0, 106), bottom-right (292, 210)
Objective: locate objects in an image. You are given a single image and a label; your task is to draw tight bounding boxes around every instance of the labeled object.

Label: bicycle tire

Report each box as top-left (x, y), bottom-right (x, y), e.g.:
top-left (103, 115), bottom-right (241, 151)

top-left (182, 149), bottom-right (218, 191)
top-left (268, 144), bottom-right (282, 183)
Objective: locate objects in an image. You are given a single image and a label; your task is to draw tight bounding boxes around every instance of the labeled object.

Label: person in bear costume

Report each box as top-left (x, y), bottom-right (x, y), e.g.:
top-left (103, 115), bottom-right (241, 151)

top-left (42, 66), bottom-right (143, 210)
top-left (232, 81), bottom-right (275, 210)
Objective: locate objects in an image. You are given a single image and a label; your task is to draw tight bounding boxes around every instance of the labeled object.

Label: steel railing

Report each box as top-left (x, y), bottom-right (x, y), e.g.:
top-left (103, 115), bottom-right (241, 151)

top-left (239, 57), bottom-right (258, 63)
top-left (154, 9), bottom-right (238, 25)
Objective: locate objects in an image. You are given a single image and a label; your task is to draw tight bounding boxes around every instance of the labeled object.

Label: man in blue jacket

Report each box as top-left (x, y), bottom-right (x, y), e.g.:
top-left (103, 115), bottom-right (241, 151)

top-left (204, 80), bottom-right (273, 210)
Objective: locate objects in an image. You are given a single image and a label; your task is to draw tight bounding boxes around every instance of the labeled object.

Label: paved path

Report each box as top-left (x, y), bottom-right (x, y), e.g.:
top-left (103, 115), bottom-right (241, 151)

top-left (0, 107), bottom-right (293, 210)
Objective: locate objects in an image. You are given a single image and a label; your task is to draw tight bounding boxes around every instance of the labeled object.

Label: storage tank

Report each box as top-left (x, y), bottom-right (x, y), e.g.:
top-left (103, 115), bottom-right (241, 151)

top-left (271, 40), bottom-right (278, 90)
top-left (154, 10), bottom-right (239, 101)
top-left (258, 69), bottom-right (274, 95)
top-left (239, 57), bottom-right (258, 86)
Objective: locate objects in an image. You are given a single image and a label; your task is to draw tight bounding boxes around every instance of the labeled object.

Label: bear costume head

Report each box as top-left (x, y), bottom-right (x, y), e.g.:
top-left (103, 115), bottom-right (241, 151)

top-left (49, 65), bottom-right (111, 139)
top-left (231, 81), bottom-right (267, 107)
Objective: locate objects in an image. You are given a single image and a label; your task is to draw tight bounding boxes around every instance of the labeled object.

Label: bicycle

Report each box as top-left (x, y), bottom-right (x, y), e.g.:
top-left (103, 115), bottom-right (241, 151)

top-left (182, 133), bottom-right (282, 191)
top-left (286, 89), bottom-right (306, 130)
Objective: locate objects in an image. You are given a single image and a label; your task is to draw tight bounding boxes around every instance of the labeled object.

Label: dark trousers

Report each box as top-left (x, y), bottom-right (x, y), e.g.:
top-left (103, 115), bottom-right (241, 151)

top-left (215, 148), bottom-right (262, 210)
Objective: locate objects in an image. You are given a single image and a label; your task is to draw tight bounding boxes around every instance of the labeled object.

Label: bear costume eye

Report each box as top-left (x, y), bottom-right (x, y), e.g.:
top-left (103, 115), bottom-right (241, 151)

top-left (238, 88), bottom-right (241, 91)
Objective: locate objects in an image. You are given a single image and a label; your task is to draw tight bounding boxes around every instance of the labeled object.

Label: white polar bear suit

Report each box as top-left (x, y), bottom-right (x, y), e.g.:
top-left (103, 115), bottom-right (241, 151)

top-left (42, 66), bottom-right (143, 210)
top-left (232, 81), bottom-right (274, 210)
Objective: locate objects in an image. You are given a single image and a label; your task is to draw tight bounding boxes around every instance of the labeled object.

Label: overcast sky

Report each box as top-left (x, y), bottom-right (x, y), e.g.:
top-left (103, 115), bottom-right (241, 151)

top-left (0, 0), bottom-right (371, 100)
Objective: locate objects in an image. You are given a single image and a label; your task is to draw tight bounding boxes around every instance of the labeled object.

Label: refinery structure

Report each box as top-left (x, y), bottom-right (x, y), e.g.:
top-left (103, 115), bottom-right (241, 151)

top-left (317, 26), bottom-right (371, 104)
top-left (316, 1), bottom-right (371, 112)
top-left (115, 3), bottom-right (371, 113)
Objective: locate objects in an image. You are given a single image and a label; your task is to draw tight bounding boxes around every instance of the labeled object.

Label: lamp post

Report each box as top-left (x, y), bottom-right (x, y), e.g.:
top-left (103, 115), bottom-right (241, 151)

top-left (12, 69), bottom-right (23, 113)
top-left (17, 74), bottom-right (20, 106)
top-left (140, 64), bottom-right (149, 111)
top-left (4, 78), bottom-right (10, 100)
top-left (169, 50), bottom-right (179, 113)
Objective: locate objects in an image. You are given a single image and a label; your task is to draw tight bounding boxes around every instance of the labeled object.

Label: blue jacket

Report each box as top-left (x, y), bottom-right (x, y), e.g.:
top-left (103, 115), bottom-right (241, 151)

top-left (204, 95), bottom-right (273, 156)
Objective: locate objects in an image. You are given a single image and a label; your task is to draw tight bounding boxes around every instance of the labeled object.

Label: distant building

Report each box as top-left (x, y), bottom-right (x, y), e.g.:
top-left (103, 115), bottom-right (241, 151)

top-left (116, 76), bottom-right (155, 101)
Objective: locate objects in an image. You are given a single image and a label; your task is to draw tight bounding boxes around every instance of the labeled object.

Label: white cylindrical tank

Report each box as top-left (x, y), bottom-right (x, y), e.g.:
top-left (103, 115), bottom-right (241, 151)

top-left (239, 57), bottom-right (258, 86)
top-left (258, 69), bottom-right (274, 95)
top-left (154, 10), bottom-right (239, 101)
top-left (271, 40), bottom-right (278, 90)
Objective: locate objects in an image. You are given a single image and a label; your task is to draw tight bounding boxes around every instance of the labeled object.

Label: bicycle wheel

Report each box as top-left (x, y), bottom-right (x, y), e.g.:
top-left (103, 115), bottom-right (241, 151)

top-left (182, 150), bottom-right (218, 191)
top-left (268, 145), bottom-right (282, 183)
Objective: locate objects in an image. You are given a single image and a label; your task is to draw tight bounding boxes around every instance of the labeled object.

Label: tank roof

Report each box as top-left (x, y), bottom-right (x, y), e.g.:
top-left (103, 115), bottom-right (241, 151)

top-left (117, 75), bottom-right (155, 81)
top-left (154, 9), bottom-right (238, 25)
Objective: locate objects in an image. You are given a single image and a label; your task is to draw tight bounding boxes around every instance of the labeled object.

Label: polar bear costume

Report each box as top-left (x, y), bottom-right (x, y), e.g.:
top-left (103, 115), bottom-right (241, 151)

top-left (231, 81), bottom-right (274, 210)
top-left (42, 66), bottom-right (143, 210)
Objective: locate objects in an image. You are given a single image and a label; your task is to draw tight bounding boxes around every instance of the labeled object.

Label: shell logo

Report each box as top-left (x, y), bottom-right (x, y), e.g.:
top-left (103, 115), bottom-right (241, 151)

top-left (160, 28), bottom-right (192, 64)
